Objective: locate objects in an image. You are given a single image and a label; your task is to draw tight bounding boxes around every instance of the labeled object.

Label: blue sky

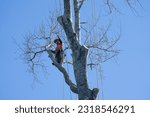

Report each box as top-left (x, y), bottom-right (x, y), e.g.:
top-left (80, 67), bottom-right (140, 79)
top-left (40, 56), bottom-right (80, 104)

top-left (0, 0), bottom-right (150, 100)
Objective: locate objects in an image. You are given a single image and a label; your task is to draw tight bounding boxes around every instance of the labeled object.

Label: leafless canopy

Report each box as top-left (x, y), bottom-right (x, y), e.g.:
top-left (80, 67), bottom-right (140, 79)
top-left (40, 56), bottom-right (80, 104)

top-left (20, 0), bottom-right (141, 98)
top-left (22, 2), bottom-right (121, 75)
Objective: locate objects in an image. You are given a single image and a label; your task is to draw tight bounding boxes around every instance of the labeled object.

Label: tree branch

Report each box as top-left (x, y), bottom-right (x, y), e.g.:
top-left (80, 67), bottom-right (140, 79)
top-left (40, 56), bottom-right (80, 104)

top-left (29, 49), bottom-right (46, 61)
top-left (47, 49), bottom-right (78, 94)
top-left (74, 0), bottom-right (81, 42)
top-left (78, 0), bottom-right (86, 10)
top-left (64, 0), bottom-right (72, 19)
top-left (57, 15), bottom-right (80, 52)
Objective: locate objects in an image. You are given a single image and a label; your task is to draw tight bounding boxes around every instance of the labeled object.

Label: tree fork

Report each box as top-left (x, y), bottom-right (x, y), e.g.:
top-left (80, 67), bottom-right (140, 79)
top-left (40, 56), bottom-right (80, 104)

top-left (58, 0), bottom-right (99, 100)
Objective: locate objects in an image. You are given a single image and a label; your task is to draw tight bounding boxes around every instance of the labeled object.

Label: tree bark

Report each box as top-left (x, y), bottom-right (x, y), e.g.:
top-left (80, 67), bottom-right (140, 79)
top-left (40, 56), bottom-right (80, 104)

top-left (58, 0), bottom-right (99, 100)
top-left (47, 50), bottom-right (78, 94)
top-left (74, 0), bottom-right (80, 42)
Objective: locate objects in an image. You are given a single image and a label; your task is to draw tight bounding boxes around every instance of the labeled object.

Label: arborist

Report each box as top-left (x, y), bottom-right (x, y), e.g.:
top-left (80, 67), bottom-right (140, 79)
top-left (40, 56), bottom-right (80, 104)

top-left (51, 37), bottom-right (64, 65)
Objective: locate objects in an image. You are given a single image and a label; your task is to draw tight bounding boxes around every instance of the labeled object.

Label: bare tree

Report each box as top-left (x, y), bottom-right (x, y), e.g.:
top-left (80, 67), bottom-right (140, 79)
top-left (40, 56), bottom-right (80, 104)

top-left (21, 0), bottom-right (141, 100)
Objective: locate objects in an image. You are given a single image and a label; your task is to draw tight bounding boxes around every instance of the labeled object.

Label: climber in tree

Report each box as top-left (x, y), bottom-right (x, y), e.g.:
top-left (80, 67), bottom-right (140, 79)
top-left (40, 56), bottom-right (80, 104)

top-left (51, 37), bottom-right (64, 65)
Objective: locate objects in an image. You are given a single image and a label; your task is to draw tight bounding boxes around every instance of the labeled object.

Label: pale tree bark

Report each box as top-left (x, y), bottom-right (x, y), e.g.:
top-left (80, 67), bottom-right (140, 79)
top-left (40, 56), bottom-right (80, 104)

top-left (57, 0), bottom-right (99, 100)
top-left (73, 0), bottom-right (80, 42)
top-left (47, 50), bottom-right (78, 94)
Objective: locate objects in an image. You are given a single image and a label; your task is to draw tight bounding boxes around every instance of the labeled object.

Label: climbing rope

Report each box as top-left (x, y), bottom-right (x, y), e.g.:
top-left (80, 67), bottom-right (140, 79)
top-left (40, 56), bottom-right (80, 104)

top-left (96, 66), bottom-right (100, 100)
top-left (99, 64), bottom-right (104, 100)
top-left (91, 0), bottom-right (104, 100)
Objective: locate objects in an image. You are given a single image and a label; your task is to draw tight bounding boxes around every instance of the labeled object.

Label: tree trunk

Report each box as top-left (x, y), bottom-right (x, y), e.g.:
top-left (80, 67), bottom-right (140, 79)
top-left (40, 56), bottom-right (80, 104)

top-left (58, 0), bottom-right (99, 100)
